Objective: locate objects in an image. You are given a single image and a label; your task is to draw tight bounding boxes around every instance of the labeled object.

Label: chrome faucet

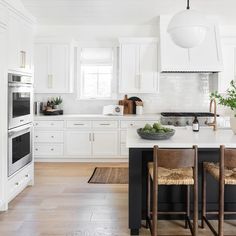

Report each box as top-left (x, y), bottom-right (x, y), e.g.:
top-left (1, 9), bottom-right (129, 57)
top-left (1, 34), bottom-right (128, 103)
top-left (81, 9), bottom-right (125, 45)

top-left (207, 98), bottom-right (217, 131)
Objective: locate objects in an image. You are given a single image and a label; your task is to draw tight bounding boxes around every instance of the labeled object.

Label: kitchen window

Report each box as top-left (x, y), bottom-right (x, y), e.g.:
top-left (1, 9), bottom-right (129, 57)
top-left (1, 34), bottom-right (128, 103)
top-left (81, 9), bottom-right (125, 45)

top-left (78, 47), bottom-right (117, 100)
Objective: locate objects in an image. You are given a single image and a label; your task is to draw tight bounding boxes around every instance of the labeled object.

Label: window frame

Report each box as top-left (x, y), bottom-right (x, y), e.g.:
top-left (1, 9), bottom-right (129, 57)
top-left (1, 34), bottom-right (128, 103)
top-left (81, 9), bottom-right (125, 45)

top-left (77, 46), bottom-right (118, 101)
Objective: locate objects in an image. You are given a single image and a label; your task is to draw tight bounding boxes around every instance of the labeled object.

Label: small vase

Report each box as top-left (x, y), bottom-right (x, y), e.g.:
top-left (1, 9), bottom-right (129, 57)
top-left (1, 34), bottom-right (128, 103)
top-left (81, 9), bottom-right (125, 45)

top-left (54, 105), bottom-right (59, 110)
top-left (230, 117), bottom-right (236, 134)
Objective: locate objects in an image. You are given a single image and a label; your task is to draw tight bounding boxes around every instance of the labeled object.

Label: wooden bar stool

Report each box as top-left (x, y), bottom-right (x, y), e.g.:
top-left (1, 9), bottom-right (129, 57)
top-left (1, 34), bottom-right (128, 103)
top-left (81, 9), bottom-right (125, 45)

top-left (202, 145), bottom-right (236, 236)
top-left (147, 145), bottom-right (198, 236)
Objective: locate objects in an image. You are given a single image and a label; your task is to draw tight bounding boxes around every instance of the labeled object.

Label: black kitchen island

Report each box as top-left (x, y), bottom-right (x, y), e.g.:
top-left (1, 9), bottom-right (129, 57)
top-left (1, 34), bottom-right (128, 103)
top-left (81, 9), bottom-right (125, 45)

top-left (127, 127), bottom-right (236, 235)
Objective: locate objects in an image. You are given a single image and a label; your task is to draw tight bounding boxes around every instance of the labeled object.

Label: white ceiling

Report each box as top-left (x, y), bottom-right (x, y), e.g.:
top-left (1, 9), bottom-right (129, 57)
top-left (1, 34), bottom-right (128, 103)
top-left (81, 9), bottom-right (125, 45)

top-left (21, 0), bottom-right (236, 25)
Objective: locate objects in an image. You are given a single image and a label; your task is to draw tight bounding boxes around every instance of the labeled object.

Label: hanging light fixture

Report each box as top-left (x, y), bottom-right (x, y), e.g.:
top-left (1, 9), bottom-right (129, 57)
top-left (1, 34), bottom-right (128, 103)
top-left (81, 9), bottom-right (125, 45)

top-left (167, 0), bottom-right (209, 48)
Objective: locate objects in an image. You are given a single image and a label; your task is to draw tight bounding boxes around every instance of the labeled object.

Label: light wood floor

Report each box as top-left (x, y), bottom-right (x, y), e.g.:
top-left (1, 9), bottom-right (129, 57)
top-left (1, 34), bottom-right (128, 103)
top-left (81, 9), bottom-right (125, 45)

top-left (0, 163), bottom-right (236, 236)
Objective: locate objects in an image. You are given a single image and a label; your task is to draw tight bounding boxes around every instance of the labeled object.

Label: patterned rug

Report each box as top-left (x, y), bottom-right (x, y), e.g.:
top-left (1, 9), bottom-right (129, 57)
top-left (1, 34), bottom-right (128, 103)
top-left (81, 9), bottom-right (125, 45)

top-left (88, 167), bottom-right (128, 184)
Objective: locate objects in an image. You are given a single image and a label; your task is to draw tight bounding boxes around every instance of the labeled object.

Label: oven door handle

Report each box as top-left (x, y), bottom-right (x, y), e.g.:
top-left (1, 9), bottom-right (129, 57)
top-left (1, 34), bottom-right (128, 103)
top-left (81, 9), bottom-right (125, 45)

top-left (8, 124), bottom-right (32, 137)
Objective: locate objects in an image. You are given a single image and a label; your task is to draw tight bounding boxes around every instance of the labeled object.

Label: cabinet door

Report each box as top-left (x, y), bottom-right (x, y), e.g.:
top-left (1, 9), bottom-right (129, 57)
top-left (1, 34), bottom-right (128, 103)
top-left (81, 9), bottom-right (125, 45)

top-left (34, 44), bottom-right (50, 93)
top-left (20, 20), bottom-right (34, 73)
top-left (50, 44), bottom-right (70, 93)
top-left (139, 43), bottom-right (158, 93)
top-left (119, 44), bottom-right (139, 93)
top-left (218, 44), bottom-right (236, 93)
top-left (8, 12), bottom-right (20, 70)
top-left (65, 131), bottom-right (92, 156)
top-left (92, 131), bottom-right (118, 157)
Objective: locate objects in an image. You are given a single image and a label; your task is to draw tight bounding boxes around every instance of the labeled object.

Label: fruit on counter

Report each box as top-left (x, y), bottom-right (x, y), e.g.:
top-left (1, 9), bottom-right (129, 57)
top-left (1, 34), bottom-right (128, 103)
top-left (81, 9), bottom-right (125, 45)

top-left (142, 122), bottom-right (173, 134)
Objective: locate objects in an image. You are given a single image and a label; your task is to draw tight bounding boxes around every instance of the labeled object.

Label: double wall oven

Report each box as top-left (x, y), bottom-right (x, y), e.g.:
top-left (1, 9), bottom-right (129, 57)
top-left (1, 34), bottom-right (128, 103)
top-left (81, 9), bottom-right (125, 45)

top-left (8, 73), bottom-right (33, 177)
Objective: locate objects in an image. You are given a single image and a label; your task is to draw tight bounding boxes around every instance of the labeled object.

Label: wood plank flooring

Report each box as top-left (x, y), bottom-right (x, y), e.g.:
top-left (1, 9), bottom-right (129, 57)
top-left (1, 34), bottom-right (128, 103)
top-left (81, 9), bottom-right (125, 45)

top-left (0, 163), bottom-right (236, 236)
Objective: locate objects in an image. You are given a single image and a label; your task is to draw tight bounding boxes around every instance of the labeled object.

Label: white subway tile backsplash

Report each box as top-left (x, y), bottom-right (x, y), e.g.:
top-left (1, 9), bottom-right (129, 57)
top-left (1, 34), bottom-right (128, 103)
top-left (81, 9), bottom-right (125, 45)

top-left (35, 73), bottom-right (211, 114)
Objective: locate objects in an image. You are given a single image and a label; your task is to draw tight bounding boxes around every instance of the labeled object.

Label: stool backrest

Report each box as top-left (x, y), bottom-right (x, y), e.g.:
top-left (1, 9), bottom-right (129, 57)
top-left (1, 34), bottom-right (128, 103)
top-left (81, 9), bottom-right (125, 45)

top-left (153, 145), bottom-right (198, 169)
top-left (221, 145), bottom-right (236, 168)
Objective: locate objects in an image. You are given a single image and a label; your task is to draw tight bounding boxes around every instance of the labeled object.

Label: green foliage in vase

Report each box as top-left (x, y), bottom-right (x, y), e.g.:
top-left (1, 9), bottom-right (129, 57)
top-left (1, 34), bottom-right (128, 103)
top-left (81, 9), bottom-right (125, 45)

top-left (52, 96), bottom-right (63, 105)
top-left (211, 80), bottom-right (236, 115)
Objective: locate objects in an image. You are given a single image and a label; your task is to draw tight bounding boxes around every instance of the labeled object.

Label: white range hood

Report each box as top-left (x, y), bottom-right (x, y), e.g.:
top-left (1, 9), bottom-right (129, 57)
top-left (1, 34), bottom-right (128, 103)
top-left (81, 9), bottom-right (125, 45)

top-left (158, 15), bottom-right (223, 73)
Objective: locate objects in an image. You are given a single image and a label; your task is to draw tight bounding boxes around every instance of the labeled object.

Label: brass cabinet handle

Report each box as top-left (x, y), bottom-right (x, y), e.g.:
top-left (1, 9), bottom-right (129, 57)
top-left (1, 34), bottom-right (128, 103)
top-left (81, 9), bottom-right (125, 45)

top-left (20, 51), bottom-right (26, 68)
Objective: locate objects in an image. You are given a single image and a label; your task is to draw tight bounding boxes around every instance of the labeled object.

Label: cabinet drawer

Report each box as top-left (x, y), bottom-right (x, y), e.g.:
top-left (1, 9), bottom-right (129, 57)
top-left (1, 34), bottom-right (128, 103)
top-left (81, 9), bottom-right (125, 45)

top-left (120, 120), bottom-right (157, 128)
top-left (66, 120), bottom-right (91, 128)
top-left (34, 143), bottom-right (63, 156)
top-left (34, 131), bottom-right (63, 143)
top-left (92, 120), bottom-right (118, 128)
top-left (34, 120), bottom-right (64, 129)
top-left (7, 164), bottom-right (33, 201)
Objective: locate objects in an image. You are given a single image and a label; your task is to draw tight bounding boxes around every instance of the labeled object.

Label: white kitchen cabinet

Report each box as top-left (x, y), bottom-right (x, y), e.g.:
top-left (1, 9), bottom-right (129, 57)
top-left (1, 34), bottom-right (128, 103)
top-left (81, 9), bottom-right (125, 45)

top-left (119, 38), bottom-right (159, 93)
top-left (93, 131), bottom-right (118, 157)
top-left (34, 143), bottom-right (64, 157)
top-left (8, 11), bottom-right (34, 73)
top-left (218, 38), bottom-right (236, 94)
top-left (159, 16), bottom-right (222, 72)
top-left (34, 41), bottom-right (74, 93)
top-left (65, 131), bottom-right (92, 156)
top-left (0, 2), bottom-right (7, 27)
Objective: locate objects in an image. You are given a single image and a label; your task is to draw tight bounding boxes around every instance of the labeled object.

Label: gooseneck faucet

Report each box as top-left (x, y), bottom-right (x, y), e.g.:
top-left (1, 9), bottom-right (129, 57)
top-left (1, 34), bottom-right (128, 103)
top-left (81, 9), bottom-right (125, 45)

top-left (207, 98), bottom-right (217, 131)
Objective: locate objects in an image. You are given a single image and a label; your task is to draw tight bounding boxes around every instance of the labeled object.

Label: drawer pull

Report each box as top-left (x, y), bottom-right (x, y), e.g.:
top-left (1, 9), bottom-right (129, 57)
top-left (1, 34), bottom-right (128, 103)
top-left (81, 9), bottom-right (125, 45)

top-left (51, 148), bottom-right (54, 151)
top-left (51, 136), bottom-right (54, 138)
top-left (35, 136), bottom-right (38, 138)
top-left (15, 182), bottom-right (19, 186)
top-left (74, 123), bottom-right (85, 126)
top-left (100, 123), bottom-right (110, 126)
top-left (35, 148), bottom-right (38, 151)
top-left (35, 123), bottom-right (38, 126)
top-left (25, 174), bottom-right (29, 178)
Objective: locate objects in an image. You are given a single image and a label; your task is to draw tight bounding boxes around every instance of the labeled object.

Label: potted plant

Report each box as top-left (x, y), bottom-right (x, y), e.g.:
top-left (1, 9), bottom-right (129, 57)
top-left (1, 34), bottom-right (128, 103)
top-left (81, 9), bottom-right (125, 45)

top-left (211, 80), bottom-right (236, 134)
top-left (52, 96), bottom-right (63, 110)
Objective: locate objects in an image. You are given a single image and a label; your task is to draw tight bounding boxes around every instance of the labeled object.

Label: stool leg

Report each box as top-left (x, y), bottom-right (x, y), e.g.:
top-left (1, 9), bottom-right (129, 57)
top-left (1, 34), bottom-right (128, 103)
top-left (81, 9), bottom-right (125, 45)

top-left (218, 174), bottom-right (224, 236)
top-left (202, 165), bottom-right (206, 229)
top-left (152, 174), bottom-right (158, 236)
top-left (193, 169), bottom-right (198, 236)
top-left (146, 173), bottom-right (151, 228)
top-left (185, 185), bottom-right (190, 229)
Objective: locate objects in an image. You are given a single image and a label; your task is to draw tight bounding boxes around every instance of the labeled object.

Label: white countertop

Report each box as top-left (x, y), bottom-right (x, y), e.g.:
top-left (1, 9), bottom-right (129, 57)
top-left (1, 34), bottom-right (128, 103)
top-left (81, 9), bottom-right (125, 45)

top-left (34, 114), bottom-right (160, 121)
top-left (127, 127), bottom-right (236, 148)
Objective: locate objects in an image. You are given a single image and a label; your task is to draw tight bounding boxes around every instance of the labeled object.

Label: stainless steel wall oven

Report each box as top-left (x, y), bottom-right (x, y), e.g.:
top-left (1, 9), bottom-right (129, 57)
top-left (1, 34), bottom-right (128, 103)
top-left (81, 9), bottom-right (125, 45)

top-left (8, 73), bottom-right (33, 176)
top-left (8, 123), bottom-right (32, 176)
top-left (8, 73), bottom-right (33, 129)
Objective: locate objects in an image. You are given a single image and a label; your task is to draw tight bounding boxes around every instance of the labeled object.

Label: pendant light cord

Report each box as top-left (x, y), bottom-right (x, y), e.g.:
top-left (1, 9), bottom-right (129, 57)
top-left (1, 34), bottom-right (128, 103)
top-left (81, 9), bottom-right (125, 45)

top-left (187, 0), bottom-right (190, 9)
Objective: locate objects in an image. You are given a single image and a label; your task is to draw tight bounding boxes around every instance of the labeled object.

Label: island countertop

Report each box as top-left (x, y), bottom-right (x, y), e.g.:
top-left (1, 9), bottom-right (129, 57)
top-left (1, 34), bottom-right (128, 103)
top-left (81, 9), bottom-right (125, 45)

top-left (127, 127), bottom-right (236, 149)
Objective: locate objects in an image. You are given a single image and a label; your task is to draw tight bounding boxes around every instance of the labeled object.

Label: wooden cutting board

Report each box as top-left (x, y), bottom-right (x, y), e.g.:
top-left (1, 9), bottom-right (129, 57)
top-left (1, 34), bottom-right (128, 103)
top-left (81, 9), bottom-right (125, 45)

top-left (118, 95), bottom-right (133, 114)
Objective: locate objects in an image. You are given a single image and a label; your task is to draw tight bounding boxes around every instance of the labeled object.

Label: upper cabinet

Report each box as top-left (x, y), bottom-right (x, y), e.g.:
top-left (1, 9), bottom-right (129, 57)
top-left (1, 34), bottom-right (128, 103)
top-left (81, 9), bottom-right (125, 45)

top-left (7, 10), bottom-right (34, 74)
top-left (0, 2), bottom-right (7, 27)
top-left (158, 16), bottom-right (223, 72)
top-left (34, 40), bottom-right (75, 93)
top-left (119, 38), bottom-right (159, 94)
top-left (218, 38), bottom-right (236, 94)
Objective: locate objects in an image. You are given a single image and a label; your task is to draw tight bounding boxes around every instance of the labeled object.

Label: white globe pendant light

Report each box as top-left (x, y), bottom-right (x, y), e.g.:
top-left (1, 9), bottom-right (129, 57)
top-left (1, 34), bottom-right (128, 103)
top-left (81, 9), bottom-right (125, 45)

top-left (167, 0), bottom-right (209, 48)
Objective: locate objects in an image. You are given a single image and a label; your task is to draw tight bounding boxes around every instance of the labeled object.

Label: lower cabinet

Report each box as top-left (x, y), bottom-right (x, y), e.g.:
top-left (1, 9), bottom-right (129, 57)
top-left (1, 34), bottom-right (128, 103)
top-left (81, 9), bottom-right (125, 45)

top-left (93, 131), bottom-right (118, 157)
top-left (64, 130), bottom-right (118, 157)
top-left (34, 118), bottom-right (159, 160)
top-left (64, 131), bottom-right (92, 156)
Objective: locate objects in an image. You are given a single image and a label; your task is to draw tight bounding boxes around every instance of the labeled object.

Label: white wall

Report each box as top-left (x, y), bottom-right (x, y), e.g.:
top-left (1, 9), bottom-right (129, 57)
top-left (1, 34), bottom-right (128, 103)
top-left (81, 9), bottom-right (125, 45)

top-left (34, 24), bottom-right (212, 115)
